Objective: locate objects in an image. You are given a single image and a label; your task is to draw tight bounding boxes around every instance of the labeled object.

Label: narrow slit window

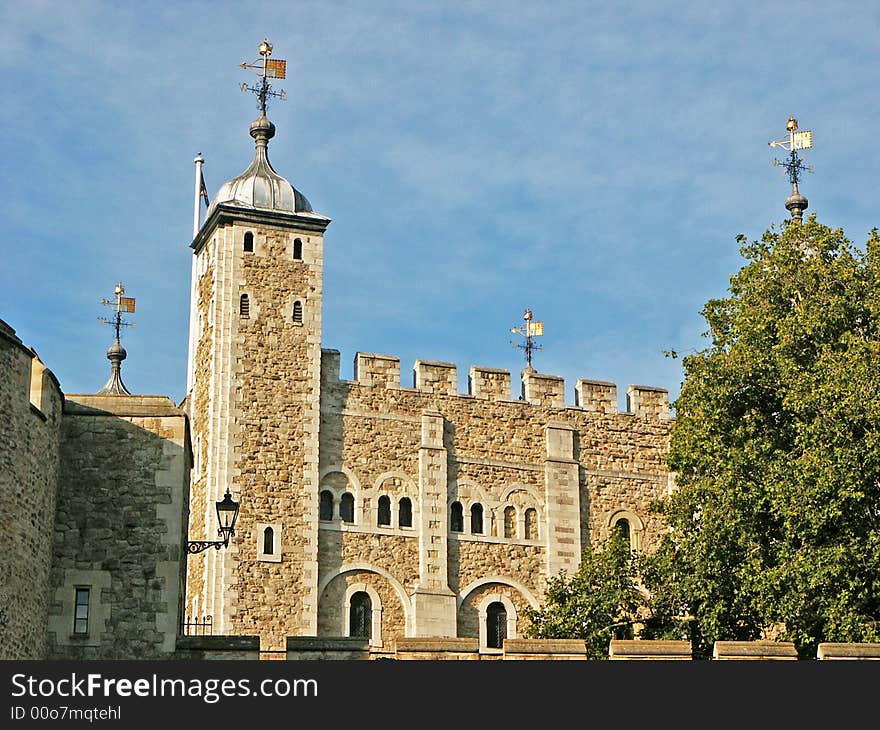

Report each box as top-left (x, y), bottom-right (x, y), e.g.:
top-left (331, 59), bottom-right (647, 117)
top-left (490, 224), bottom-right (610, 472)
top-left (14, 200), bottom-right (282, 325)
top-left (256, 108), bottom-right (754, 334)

top-left (377, 495), bottom-right (391, 526)
top-left (240, 293), bottom-right (250, 317)
top-left (340, 492), bottom-right (355, 523)
top-left (263, 526), bottom-right (274, 555)
top-left (292, 300), bottom-right (303, 324)
top-left (293, 238), bottom-right (303, 260)
top-left (319, 490), bottom-right (334, 521)
top-left (243, 231), bottom-right (254, 252)
top-left (450, 501), bottom-right (464, 532)
top-left (73, 587), bottom-right (90, 635)
top-left (398, 497), bottom-right (413, 528)
top-left (470, 503), bottom-right (484, 535)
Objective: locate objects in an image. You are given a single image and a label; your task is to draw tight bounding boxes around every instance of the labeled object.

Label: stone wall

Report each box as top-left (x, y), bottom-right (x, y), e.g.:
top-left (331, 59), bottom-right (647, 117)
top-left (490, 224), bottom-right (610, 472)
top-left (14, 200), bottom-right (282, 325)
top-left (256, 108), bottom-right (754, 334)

top-left (47, 395), bottom-right (190, 659)
top-left (316, 352), bottom-right (671, 645)
top-left (0, 321), bottom-right (63, 659)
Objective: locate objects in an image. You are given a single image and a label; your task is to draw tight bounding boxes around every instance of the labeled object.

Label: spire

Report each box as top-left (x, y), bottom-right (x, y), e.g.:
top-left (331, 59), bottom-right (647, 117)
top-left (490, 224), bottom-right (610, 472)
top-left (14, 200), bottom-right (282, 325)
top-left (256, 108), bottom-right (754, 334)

top-left (97, 282), bottom-right (135, 395)
top-left (769, 116), bottom-right (813, 222)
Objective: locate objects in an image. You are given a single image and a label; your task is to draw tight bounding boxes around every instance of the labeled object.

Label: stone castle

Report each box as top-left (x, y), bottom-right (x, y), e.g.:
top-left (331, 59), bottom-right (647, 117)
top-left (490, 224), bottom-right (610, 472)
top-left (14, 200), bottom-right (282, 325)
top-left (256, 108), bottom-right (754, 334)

top-left (1, 46), bottom-right (678, 660)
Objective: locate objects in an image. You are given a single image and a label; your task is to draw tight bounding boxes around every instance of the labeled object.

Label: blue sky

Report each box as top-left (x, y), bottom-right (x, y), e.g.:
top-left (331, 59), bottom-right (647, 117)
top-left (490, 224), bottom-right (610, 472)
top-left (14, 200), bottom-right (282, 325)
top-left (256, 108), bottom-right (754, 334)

top-left (2, 1), bottom-right (878, 408)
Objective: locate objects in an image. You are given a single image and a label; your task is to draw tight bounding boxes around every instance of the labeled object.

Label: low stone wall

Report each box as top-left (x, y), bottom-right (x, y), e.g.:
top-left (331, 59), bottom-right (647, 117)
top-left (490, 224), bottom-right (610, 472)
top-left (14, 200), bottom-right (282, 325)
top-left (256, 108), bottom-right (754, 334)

top-left (609, 639), bottom-right (692, 660)
top-left (816, 643), bottom-right (880, 660)
top-left (287, 636), bottom-right (370, 660)
top-left (393, 637), bottom-right (479, 660)
top-left (174, 635), bottom-right (261, 660)
top-left (503, 638), bottom-right (587, 660)
top-left (712, 641), bottom-right (798, 660)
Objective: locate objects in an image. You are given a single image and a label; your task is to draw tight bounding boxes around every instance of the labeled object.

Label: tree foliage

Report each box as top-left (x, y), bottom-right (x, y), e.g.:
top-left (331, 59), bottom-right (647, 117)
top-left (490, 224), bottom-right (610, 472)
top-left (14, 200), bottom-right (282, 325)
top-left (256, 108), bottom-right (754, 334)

top-left (524, 530), bottom-right (645, 659)
top-left (641, 215), bottom-right (880, 657)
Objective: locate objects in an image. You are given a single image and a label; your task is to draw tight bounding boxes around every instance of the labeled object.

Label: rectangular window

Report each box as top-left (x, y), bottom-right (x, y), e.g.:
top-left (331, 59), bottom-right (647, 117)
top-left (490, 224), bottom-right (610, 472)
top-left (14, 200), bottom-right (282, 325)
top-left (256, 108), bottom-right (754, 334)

top-left (73, 587), bottom-right (90, 635)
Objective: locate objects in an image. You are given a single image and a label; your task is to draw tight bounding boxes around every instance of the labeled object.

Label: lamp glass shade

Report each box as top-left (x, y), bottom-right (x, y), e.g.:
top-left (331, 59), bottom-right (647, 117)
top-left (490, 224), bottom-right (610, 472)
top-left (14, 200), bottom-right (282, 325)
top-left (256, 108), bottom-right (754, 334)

top-left (215, 489), bottom-right (240, 541)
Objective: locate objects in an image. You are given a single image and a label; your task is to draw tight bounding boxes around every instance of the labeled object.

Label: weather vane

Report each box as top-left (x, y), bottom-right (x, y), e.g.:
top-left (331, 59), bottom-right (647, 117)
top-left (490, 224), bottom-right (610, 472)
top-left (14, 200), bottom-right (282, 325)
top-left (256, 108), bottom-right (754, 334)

top-left (510, 308), bottom-right (543, 372)
top-left (97, 282), bottom-right (135, 395)
top-left (240, 38), bottom-right (287, 115)
top-left (769, 116), bottom-right (813, 221)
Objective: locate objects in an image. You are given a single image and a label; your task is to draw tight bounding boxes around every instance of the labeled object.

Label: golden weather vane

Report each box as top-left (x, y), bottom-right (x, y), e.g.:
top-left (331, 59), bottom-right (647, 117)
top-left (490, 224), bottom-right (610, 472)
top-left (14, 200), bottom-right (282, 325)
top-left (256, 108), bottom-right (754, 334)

top-left (240, 38), bottom-right (287, 114)
top-left (510, 308), bottom-right (544, 372)
top-left (769, 116), bottom-right (813, 221)
top-left (97, 282), bottom-right (135, 395)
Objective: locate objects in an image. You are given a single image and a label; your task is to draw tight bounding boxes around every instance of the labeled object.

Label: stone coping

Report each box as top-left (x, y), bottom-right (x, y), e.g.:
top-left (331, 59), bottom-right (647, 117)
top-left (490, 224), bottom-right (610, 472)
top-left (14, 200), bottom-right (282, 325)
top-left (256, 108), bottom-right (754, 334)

top-left (176, 635), bottom-right (261, 651)
top-left (286, 636), bottom-right (370, 651)
top-left (64, 394), bottom-right (184, 417)
top-left (712, 641), bottom-right (798, 660)
top-left (609, 640), bottom-right (692, 659)
top-left (504, 639), bottom-right (587, 655)
top-left (817, 643), bottom-right (880, 660)
top-left (394, 638), bottom-right (479, 652)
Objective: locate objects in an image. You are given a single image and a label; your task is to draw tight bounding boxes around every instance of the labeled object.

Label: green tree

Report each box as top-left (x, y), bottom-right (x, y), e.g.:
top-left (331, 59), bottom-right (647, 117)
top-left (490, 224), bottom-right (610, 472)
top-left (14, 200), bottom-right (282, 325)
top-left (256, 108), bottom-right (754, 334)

top-left (524, 529), bottom-right (645, 659)
top-left (642, 215), bottom-right (880, 658)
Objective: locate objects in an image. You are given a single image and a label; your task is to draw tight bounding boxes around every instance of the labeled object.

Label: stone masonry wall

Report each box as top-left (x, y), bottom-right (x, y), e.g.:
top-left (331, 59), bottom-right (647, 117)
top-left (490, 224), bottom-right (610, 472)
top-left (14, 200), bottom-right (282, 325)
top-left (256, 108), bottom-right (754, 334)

top-left (317, 349), bottom-right (671, 642)
top-left (0, 321), bottom-right (63, 659)
top-left (48, 395), bottom-right (190, 659)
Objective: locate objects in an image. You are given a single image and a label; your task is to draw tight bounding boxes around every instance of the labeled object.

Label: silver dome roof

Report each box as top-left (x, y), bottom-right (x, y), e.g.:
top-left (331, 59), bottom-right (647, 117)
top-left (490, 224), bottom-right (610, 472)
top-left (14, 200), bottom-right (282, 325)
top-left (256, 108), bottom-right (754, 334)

top-left (207, 114), bottom-right (313, 217)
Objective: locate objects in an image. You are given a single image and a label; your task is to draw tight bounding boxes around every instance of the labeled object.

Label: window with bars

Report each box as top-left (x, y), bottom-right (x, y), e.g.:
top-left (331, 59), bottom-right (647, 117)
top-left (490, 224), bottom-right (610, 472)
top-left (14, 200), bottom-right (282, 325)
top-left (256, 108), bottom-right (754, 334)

top-left (450, 501), bottom-right (464, 532)
top-left (292, 300), bottom-right (303, 324)
top-left (73, 587), bottom-right (90, 635)
top-left (377, 495), bottom-right (391, 526)
top-left (349, 591), bottom-right (371, 640)
top-left (240, 293), bottom-right (250, 317)
top-left (398, 497), bottom-right (413, 528)
top-left (486, 602), bottom-right (506, 649)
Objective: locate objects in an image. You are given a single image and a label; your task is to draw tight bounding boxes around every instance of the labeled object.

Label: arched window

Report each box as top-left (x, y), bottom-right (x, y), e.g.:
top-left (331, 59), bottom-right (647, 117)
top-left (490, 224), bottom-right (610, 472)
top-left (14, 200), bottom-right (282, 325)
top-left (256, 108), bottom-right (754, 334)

top-left (239, 293), bottom-right (250, 317)
top-left (243, 231), bottom-right (254, 252)
top-left (263, 526), bottom-right (274, 555)
top-left (614, 518), bottom-right (631, 548)
top-left (319, 490), bottom-right (334, 521)
top-left (293, 238), bottom-right (303, 260)
top-left (524, 508), bottom-right (538, 540)
top-left (340, 492), bottom-right (355, 523)
top-left (398, 497), bottom-right (413, 528)
top-left (450, 501), bottom-right (464, 532)
top-left (349, 591), bottom-right (371, 640)
top-left (486, 601), bottom-right (507, 649)
top-left (377, 495), bottom-right (391, 526)
top-left (292, 300), bottom-right (303, 324)
top-left (503, 506), bottom-right (516, 538)
top-left (470, 503), bottom-right (484, 535)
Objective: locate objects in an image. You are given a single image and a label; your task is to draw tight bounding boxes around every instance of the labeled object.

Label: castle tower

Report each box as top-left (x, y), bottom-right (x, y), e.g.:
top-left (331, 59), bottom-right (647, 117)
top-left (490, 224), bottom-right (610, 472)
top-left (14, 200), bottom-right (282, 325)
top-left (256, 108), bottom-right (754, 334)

top-left (186, 93), bottom-right (330, 649)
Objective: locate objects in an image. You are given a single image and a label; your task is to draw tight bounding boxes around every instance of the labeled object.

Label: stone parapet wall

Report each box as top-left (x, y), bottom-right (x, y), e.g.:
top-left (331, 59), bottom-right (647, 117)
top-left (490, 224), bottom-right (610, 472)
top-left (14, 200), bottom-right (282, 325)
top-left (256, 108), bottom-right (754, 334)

top-left (0, 321), bottom-right (64, 659)
top-left (175, 635), bottom-right (261, 660)
top-left (48, 394), bottom-right (190, 659)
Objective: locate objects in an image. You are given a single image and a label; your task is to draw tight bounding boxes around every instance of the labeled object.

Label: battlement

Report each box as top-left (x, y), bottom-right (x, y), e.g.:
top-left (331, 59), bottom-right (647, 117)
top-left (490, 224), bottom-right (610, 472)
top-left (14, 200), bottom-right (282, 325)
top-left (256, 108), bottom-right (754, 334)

top-left (321, 349), bottom-right (671, 419)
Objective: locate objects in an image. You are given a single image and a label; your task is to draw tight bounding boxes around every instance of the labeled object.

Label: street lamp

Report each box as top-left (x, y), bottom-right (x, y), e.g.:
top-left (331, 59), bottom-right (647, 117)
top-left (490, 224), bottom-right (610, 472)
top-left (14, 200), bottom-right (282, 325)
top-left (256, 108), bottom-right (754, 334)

top-left (187, 488), bottom-right (240, 554)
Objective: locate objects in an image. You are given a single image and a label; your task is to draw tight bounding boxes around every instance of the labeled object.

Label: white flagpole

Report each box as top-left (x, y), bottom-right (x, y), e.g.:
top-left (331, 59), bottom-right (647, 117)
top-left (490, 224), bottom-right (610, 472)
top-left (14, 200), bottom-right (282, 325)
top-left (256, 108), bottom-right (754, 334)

top-left (186, 153), bottom-right (205, 395)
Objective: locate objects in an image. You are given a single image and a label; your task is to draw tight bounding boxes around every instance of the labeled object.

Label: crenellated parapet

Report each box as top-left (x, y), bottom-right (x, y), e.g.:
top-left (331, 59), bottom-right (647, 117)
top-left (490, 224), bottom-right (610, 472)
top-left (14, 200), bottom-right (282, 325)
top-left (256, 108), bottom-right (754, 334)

top-left (626, 385), bottom-right (671, 420)
top-left (321, 349), bottom-right (672, 420)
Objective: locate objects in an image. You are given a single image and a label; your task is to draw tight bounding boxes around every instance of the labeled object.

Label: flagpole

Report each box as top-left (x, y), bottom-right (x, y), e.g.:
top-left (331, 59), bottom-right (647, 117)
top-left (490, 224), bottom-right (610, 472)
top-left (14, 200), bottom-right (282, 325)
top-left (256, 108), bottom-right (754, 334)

top-left (193, 153), bottom-right (204, 238)
top-left (186, 153), bottom-right (205, 395)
